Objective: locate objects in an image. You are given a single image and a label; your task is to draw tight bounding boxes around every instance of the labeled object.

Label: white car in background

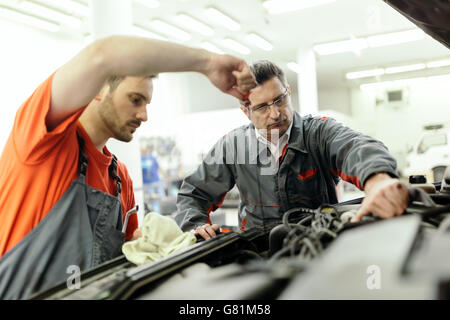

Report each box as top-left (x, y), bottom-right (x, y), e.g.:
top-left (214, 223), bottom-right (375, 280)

top-left (403, 126), bottom-right (450, 183)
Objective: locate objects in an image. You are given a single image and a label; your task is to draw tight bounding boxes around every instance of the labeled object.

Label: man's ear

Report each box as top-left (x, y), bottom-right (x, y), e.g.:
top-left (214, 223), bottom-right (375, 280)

top-left (240, 105), bottom-right (250, 119)
top-left (94, 85), bottom-right (109, 102)
top-left (288, 86), bottom-right (291, 96)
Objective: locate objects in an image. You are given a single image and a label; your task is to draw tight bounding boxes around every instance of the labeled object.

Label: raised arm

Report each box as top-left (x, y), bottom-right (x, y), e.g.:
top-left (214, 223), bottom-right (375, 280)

top-left (48, 35), bottom-right (256, 129)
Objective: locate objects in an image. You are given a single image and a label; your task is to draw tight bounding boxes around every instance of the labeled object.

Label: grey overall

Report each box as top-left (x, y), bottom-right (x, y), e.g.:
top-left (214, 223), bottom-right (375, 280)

top-left (0, 135), bottom-right (125, 299)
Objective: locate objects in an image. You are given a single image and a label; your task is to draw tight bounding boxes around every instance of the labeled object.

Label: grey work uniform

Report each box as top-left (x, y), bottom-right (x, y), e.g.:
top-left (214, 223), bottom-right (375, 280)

top-left (175, 112), bottom-right (398, 231)
top-left (0, 135), bottom-right (125, 300)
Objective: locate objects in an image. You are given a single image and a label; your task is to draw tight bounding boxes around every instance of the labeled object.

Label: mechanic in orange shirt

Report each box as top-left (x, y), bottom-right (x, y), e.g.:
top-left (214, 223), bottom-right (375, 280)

top-left (0, 35), bottom-right (256, 299)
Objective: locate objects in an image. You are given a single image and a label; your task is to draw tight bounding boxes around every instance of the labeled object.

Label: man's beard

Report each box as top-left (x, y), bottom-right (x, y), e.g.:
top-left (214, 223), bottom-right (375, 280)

top-left (98, 96), bottom-right (134, 142)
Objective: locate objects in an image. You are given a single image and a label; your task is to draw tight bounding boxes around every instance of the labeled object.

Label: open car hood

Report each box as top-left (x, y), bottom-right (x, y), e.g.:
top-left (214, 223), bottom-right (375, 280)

top-left (383, 0), bottom-right (450, 49)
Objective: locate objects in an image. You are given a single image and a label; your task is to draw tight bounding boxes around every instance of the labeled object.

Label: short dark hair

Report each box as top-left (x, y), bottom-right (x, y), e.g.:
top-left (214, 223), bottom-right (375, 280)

top-left (106, 75), bottom-right (125, 92)
top-left (249, 60), bottom-right (287, 87)
top-left (106, 75), bottom-right (156, 92)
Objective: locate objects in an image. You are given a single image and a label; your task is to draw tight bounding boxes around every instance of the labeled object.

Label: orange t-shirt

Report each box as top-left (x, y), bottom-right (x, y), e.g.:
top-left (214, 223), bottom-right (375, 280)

top-left (0, 73), bottom-right (138, 256)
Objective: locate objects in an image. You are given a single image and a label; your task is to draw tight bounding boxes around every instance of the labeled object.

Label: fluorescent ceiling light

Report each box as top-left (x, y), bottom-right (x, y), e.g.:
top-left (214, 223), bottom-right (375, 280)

top-left (360, 77), bottom-right (428, 92)
top-left (176, 13), bottom-right (214, 36)
top-left (42, 0), bottom-right (90, 16)
top-left (426, 58), bottom-right (450, 68)
top-left (385, 63), bottom-right (425, 74)
top-left (314, 38), bottom-right (367, 55)
top-left (346, 68), bottom-right (385, 79)
top-left (221, 38), bottom-right (250, 55)
top-left (200, 42), bottom-right (224, 54)
top-left (204, 7), bottom-right (240, 31)
top-left (367, 29), bottom-right (424, 47)
top-left (20, 1), bottom-right (81, 28)
top-left (246, 33), bottom-right (273, 51)
top-left (132, 25), bottom-right (167, 41)
top-left (315, 28), bottom-right (425, 56)
top-left (134, 0), bottom-right (160, 8)
top-left (0, 6), bottom-right (60, 32)
top-left (149, 19), bottom-right (191, 41)
top-left (287, 62), bottom-right (301, 74)
top-left (361, 73), bottom-right (450, 93)
top-left (428, 74), bottom-right (450, 82)
top-left (263, 0), bottom-right (336, 15)
top-left (348, 58), bottom-right (450, 81)
top-left (360, 79), bottom-right (422, 92)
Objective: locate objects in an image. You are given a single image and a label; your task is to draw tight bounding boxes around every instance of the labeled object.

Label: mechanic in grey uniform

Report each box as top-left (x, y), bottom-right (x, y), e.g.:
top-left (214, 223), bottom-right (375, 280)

top-left (175, 60), bottom-right (409, 240)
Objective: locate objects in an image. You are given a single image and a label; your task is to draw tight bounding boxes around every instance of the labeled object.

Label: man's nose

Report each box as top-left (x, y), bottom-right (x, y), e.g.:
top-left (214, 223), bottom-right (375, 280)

top-left (268, 104), bottom-right (280, 119)
top-left (136, 106), bottom-right (148, 122)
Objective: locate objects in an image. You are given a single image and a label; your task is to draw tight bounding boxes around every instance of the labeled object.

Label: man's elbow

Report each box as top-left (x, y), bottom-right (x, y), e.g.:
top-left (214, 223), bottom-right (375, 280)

top-left (85, 36), bottom-right (119, 78)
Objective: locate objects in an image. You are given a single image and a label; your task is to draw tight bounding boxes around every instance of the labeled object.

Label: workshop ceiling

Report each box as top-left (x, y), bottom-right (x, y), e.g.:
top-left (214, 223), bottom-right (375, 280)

top-left (1, 0), bottom-right (449, 89)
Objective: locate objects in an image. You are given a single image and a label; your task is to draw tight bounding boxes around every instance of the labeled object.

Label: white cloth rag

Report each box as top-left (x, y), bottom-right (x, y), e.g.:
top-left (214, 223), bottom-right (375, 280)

top-left (122, 212), bottom-right (196, 266)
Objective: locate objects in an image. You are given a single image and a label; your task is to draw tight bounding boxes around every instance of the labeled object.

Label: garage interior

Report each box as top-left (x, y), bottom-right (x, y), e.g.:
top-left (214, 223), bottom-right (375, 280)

top-left (0, 0), bottom-right (449, 301)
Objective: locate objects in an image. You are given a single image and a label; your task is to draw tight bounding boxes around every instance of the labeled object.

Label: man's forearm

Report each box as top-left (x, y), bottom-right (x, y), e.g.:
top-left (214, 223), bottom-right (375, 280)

top-left (52, 35), bottom-right (211, 127)
top-left (99, 35), bottom-right (212, 78)
top-left (51, 35), bottom-right (253, 129)
top-left (353, 172), bottom-right (409, 222)
top-left (363, 172), bottom-right (395, 193)
top-left (174, 206), bottom-right (210, 232)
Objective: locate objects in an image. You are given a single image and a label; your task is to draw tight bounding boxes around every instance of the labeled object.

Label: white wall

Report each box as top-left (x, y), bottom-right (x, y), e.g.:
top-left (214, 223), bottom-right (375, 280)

top-left (0, 18), bottom-right (83, 153)
top-left (138, 104), bottom-right (250, 175)
top-left (350, 75), bottom-right (450, 170)
top-left (314, 75), bottom-right (450, 172)
top-left (318, 87), bottom-right (352, 116)
top-left (136, 71), bottom-right (242, 136)
top-left (135, 71), bottom-right (252, 174)
top-left (180, 72), bottom-right (240, 113)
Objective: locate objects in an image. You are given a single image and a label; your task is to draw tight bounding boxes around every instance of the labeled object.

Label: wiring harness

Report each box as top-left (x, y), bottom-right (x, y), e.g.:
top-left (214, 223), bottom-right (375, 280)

top-left (269, 205), bottom-right (345, 262)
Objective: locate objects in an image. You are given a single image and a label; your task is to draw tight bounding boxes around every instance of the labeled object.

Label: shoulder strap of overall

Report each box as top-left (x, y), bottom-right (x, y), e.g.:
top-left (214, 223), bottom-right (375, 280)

top-left (76, 133), bottom-right (88, 176)
top-left (76, 133), bottom-right (121, 196)
top-left (109, 155), bottom-right (122, 196)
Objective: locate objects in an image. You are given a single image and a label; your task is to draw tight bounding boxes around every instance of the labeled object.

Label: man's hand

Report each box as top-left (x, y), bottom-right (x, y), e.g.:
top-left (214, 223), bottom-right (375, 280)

top-left (130, 228), bottom-right (142, 241)
top-left (203, 54), bottom-right (257, 100)
top-left (194, 223), bottom-right (220, 240)
top-left (351, 173), bottom-right (409, 222)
